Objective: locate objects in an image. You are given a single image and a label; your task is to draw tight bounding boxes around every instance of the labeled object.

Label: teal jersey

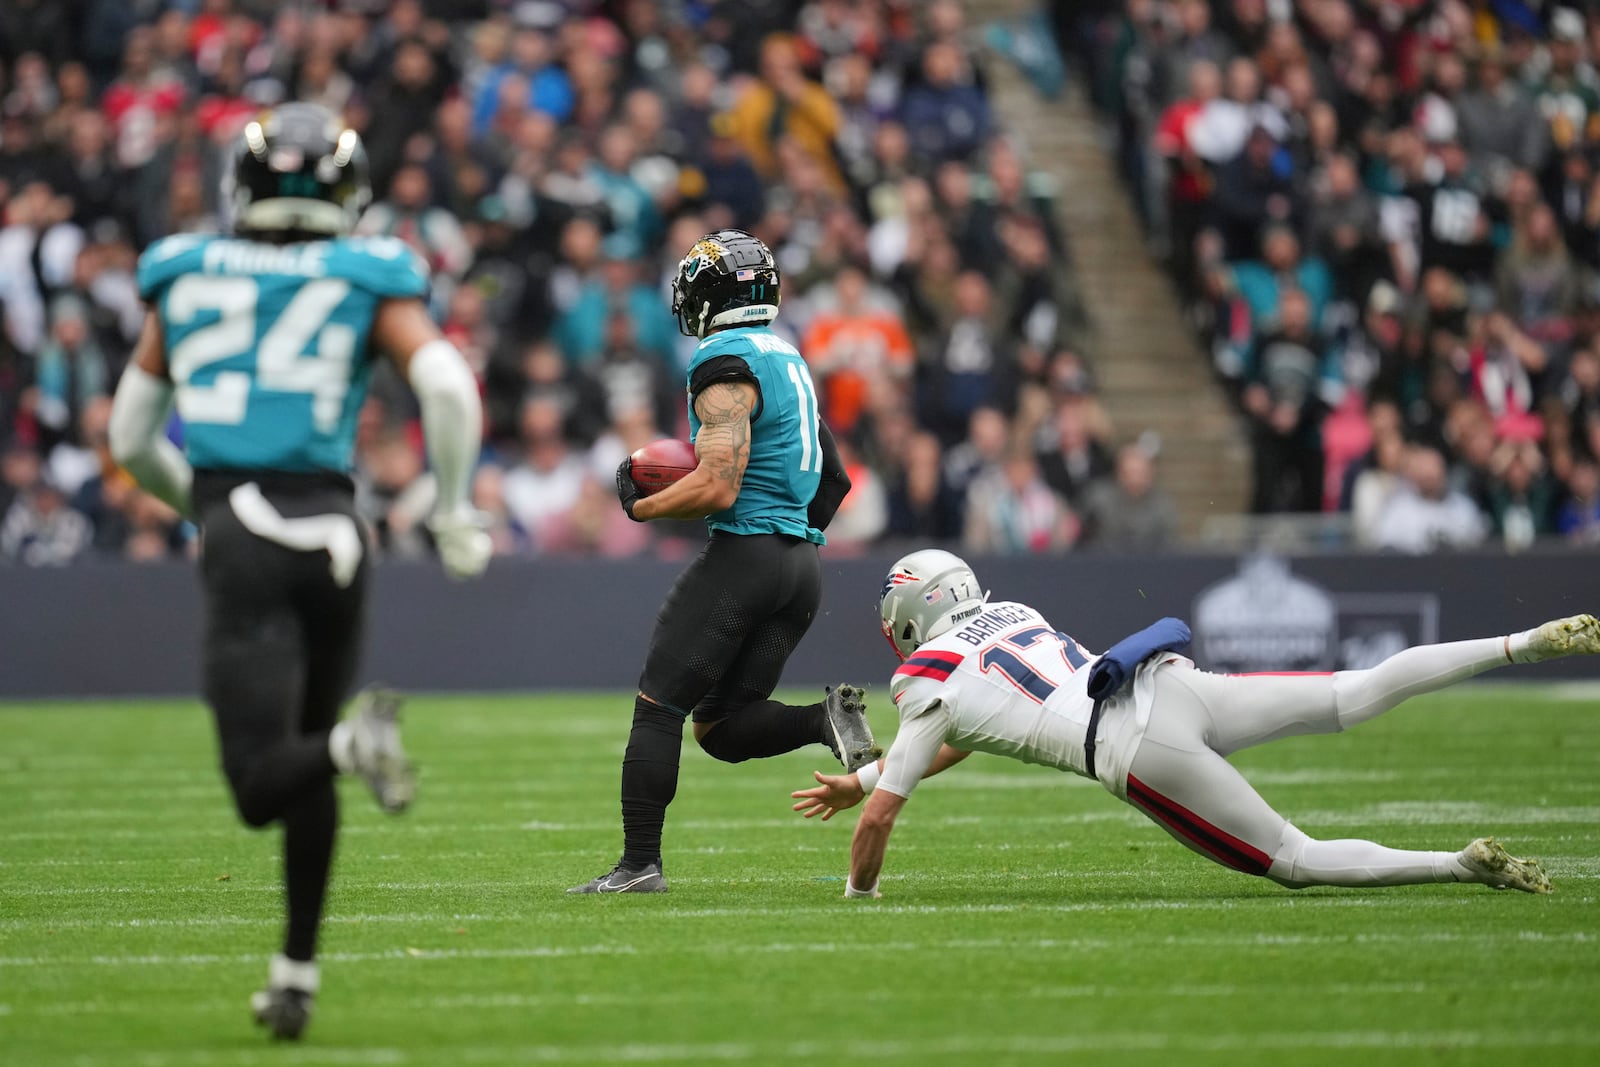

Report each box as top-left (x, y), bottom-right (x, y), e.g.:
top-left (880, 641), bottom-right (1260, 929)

top-left (686, 326), bottom-right (825, 544)
top-left (136, 234), bottom-right (429, 473)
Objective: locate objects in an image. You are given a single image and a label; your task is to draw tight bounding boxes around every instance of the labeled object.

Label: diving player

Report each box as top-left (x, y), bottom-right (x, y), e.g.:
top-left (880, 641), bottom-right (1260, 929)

top-left (793, 549), bottom-right (1600, 897)
top-left (570, 228), bottom-right (877, 894)
top-left (107, 103), bottom-right (490, 1038)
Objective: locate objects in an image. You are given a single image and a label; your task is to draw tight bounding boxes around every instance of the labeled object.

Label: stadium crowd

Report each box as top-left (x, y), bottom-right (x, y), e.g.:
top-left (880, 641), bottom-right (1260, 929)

top-left (0, 0), bottom-right (1153, 568)
top-left (1068, 0), bottom-right (1600, 550)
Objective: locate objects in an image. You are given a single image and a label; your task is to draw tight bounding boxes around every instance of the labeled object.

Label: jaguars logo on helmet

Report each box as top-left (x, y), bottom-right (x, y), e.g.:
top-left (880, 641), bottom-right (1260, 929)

top-left (671, 228), bottom-right (781, 338)
top-left (226, 102), bottom-right (371, 239)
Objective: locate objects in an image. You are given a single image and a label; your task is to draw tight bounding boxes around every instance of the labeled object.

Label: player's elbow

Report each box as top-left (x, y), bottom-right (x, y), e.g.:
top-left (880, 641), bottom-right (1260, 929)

top-left (705, 481), bottom-right (740, 512)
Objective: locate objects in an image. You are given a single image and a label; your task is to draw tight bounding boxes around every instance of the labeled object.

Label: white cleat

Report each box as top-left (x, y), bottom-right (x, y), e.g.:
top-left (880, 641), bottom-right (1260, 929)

top-left (1522, 614), bottom-right (1600, 662)
top-left (347, 687), bottom-right (415, 814)
top-left (1459, 837), bottom-right (1551, 894)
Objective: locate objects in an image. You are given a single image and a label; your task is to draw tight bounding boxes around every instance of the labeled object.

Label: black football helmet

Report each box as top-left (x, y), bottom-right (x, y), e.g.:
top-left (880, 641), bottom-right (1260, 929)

top-left (670, 229), bottom-right (781, 338)
top-left (226, 103), bottom-right (371, 239)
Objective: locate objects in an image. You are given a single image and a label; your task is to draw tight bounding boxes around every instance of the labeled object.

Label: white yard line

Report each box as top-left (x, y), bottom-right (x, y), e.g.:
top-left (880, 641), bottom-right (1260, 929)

top-left (2, 926), bottom-right (1593, 969)
top-left (6, 976), bottom-right (1579, 1018)
top-left (25, 1028), bottom-right (1600, 1067)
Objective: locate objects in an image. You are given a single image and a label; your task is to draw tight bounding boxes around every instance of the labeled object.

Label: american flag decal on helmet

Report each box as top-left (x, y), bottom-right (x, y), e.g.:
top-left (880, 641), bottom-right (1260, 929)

top-left (736, 268), bottom-right (755, 280)
top-left (923, 587), bottom-right (943, 604)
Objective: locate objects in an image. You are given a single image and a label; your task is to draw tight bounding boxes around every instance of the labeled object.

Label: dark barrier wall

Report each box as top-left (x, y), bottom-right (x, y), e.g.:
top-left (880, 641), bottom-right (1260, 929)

top-left (1, 550), bottom-right (1596, 699)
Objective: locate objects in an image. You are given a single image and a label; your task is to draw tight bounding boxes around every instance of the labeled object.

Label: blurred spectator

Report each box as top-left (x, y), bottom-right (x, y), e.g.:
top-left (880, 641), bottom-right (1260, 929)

top-left (1456, 52), bottom-right (1547, 176)
top-left (727, 35), bottom-right (843, 194)
top-left (1485, 438), bottom-right (1557, 552)
top-left (963, 449), bottom-right (1078, 554)
top-left (589, 124), bottom-right (660, 260)
top-left (472, 25), bottom-right (574, 137)
top-left (1372, 444), bottom-right (1488, 554)
top-left (357, 163), bottom-right (473, 295)
top-left (501, 395), bottom-right (587, 551)
top-left (1034, 391), bottom-right (1113, 511)
top-left (1240, 289), bottom-right (1334, 513)
top-left (0, 455), bottom-right (90, 566)
top-left (917, 270), bottom-right (1012, 446)
top-left (1348, 424), bottom-right (1407, 549)
top-left (901, 41), bottom-right (992, 166)
top-left (1308, 152), bottom-right (1385, 306)
top-left (1557, 457), bottom-right (1600, 543)
top-left (32, 297), bottom-right (111, 453)
top-left (697, 115), bottom-right (766, 231)
top-left (102, 29), bottom-right (185, 171)
top-left (1210, 124), bottom-right (1297, 261)
top-left (802, 262), bottom-right (914, 437)
top-left (1080, 440), bottom-right (1178, 549)
top-left (1496, 204), bottom-right (1581, 344)
top-left (885, 430), bottom-right (963, 542)
top-left (944, 403), bottom-right (1010, 500)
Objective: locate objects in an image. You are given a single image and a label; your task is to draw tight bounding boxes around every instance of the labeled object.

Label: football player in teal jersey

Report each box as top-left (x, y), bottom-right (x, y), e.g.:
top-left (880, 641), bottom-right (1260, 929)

top-left (570, 229), bottom-right (878, 894)
top-left (107, 104), bottom-right (490, 1038)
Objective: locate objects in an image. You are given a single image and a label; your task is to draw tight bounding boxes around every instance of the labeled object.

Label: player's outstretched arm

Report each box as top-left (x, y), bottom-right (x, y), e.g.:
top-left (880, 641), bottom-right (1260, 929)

top-left (630, 380), bottom-right (756, 521)
top-left (848, 790), bottom-right (905, 897)
top-left (372, 299), bottom-right (490, 580)
top-left (109, 311), bottom-right (193, 516)
top-left (792, 744), bottom-right (971, 820)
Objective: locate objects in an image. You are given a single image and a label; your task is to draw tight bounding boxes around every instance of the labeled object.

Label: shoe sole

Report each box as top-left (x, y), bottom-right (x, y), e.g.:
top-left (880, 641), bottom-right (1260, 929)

top-left (825, 685), bottom-right (881, 773)
top-left (1464, 837), bottom-right (1551, 894)
top-left (567, 875), bottom-right (669, 894)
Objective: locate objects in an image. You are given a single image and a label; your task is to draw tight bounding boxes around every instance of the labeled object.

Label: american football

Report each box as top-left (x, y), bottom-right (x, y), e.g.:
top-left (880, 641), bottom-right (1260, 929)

top-left (629, 438), bottom-right (699, 495)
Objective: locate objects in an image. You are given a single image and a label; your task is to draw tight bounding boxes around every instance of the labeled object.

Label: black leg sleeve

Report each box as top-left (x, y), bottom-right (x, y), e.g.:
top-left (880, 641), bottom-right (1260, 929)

top-left (281, 782), bottom-right (338, 962)
top-left (697, 699), bottom-right (826, 763)
top-left (620, 696), bottom-right (685, 869)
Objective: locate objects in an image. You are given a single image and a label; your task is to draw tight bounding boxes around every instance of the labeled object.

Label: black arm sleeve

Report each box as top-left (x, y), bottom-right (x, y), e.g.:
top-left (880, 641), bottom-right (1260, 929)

top-left (688, 354), bottom-right (762, 420)
top-left (807, 420), bottom-right (851, 532)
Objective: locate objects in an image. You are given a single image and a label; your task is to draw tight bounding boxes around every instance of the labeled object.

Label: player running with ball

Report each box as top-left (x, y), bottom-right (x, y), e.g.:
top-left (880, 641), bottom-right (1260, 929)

top-left (570, 229), bottom-right (878, 894)
top-left (108, 104), bottom-right (490, 1038)
top-left (794, 549), bottom-right (1599, 898)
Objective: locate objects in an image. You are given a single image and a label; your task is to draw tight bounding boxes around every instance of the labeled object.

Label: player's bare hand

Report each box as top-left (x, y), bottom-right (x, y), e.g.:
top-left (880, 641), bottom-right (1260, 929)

top-left (791, 770), bottom-right (864, 821)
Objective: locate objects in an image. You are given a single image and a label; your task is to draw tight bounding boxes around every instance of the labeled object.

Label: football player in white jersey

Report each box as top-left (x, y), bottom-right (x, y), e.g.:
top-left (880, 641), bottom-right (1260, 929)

top-left (792, 549), bottom-right (1600, 898)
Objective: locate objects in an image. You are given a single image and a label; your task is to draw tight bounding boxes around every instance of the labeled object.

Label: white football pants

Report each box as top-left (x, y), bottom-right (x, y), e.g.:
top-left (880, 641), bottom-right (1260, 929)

top-left (1122, 637), bottom-right (1516, 887)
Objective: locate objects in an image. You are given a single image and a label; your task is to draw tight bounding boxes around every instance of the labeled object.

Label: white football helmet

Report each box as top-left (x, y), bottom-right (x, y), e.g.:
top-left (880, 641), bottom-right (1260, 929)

top-left (879, 549), bottom-right (987, 661)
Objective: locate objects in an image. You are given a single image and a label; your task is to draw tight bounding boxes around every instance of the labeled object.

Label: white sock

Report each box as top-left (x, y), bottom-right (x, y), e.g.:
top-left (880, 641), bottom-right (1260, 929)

top-left (269, 953), bottom-right (320, 994)
top-left (1507, 629), bottom-right (1536, 664)
top-left (328, 721), bottom-right (356, 776)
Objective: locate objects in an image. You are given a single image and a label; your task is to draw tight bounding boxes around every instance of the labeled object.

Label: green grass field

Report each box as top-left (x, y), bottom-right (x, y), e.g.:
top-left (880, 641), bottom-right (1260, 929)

top-left (2, 686), bottom-right (1598, 1066)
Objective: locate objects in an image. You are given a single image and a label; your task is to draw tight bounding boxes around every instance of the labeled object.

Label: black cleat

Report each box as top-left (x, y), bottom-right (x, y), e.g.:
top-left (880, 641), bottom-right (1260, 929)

top-left (250, 987), bottom-right (313, 1040)
top-left (567, 862), bottom-right (668, 894)
top-left (824, 684), bottom-right (880, 773)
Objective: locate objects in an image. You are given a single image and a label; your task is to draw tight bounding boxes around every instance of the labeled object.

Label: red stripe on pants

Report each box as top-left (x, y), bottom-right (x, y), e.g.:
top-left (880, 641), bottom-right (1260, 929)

top-left (1127, 774), bottom-right (1273, 876)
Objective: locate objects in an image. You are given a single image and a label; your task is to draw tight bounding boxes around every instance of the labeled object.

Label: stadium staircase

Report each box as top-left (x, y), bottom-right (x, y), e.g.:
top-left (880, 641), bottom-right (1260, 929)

top-left (977, 2), bottom-right (1252, 540)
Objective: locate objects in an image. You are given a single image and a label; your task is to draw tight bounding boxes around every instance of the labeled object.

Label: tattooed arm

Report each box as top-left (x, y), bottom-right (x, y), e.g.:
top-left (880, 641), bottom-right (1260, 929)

top-left (629, 381), bottom-right (757, 521)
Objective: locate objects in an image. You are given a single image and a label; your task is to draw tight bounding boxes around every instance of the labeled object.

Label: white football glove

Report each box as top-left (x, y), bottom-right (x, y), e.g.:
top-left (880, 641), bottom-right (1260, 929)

top-left (427, 508), bottom-right (492, 580)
